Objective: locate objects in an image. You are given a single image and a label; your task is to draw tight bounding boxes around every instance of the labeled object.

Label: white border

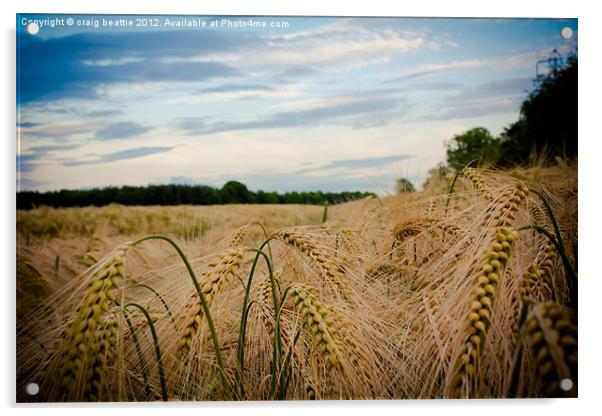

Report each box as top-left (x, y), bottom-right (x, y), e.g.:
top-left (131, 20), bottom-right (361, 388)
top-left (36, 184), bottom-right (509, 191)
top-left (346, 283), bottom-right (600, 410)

top-left (6, 0), bottom-right (583, 18)
top-left (3, 1), bottom-right (601, 415)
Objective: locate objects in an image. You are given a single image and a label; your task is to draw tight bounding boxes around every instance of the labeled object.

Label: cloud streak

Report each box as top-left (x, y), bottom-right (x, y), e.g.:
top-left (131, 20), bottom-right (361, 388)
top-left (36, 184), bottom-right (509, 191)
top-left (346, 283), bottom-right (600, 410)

top-left (18, 143), bottom-right (82, 173)
top-left (19, 121), bottom-right (98, 139)
top-left (16, 155), bottom-right (39, 172)
top-left (17, 121), bottom-right (40, 128)
top-left (386, 51), bottom-right (542, 84)
top-left (171, 83), bottom-right (294, 104)
top-left (63, 146), bottom-right (174, 166)
top-left (413, 77), bottom-right (531, 122)
top-left (196, 19), bottom-right (434, 71)
top-left (298, 154), bottom-right (412, 173)
top-left (442, 77), bottom-right (532, 103)
top-left (177, 93), bottom-right (405, 135)
top-left (386, 59), bottom-right (490, 83)
top-left (95, 121), bottom-right (151, 140)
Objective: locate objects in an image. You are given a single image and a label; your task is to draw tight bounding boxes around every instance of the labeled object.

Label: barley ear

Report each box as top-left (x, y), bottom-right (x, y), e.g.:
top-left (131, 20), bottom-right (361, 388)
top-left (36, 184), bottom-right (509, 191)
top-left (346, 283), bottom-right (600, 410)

top-left (449, 228), bottom-right (517, 398)
top-left (524, 303), bottom-right (577, 397)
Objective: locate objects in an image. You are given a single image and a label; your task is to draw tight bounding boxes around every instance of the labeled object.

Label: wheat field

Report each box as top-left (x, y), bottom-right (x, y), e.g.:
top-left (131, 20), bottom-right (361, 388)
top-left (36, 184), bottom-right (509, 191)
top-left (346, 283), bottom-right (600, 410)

top-left (16, 163), bottom-right (577, 402)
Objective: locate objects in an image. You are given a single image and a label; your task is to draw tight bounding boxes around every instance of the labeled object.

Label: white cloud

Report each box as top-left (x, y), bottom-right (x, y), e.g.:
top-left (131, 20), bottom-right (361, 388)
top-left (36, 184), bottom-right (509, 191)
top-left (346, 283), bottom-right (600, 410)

top-left (387, 47), bottom-right (567, 83)
top-left (19, 121), bottom-right (99, 140)
top-left (188, 20), bottom-right (434, 71)
top-left (389, 59), bottom-right (490, 81)
top-left (82, 57), bottom-right (144, 66)
top-left (169, 84), bottom-right (303, 104)
top-left (265, 90), bottom-right (399, 112)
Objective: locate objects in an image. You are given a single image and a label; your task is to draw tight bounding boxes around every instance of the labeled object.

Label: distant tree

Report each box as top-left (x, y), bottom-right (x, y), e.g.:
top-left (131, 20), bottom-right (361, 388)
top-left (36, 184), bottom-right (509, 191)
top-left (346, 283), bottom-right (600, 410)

top-left (446, 127), bottom-right (499, 170)
top-left (395, 177), bottom-right (416, 193)
top-left (422, 163), bottom-right (451, 189)
top-left (220, 181), bottom-right (254, 204)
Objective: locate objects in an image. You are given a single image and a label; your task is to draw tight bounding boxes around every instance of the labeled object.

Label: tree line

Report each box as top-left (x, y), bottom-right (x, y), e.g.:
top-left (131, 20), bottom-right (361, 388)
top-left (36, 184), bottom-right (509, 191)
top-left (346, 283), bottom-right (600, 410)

top-left (17, 180), bottom-right (375, 210)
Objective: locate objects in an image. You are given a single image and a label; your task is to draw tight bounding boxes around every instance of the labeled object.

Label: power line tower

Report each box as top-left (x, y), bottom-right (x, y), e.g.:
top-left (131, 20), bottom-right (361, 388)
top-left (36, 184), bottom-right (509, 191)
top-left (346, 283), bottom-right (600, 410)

top-left (534, 48), bottom-right (564, 87)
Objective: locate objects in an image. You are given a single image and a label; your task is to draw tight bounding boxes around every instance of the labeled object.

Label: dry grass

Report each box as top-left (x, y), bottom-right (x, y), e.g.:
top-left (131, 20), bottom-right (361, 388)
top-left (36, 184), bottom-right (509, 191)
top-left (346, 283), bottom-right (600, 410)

top-left (16, 162), bottom-right (577, 401)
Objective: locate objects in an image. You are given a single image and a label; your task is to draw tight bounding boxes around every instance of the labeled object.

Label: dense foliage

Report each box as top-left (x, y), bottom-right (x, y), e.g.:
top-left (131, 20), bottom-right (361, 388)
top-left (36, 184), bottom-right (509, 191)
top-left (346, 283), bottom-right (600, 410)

top-left (395, 177), bottom-right (416, 193)
top-left (446, 127), bottom-right (499, 170)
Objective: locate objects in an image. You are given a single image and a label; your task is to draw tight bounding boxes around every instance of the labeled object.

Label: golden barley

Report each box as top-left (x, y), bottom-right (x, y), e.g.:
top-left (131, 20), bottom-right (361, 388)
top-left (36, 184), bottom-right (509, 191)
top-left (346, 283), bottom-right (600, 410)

top-left (449, 228), bottom-right (517, 398)
top-left (58, 242), bottom-right (131, 401)
top-left (524, 303), bottom-right (577, 397)
top-left (462, 167), bottom-right (492, 200)
top-left (177, 249), bottom-right (244, 356)
top-left (275, 229), bottom-right (350, 293)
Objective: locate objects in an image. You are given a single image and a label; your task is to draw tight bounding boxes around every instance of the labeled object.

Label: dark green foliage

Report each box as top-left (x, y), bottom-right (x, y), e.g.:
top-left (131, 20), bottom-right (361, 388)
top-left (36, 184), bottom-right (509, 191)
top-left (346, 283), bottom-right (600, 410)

top-left (499, 57), bottom-right (577, 165)
top-left (17, 183), bottom-right (375, 210)
top-left (395, 177), bottom-right (416, 193)
top-left (255, 190), bottom-right (280, 204)
top-left (446, 127), bottom-right (499, 170)
top-left (220, 181), bottom-right (255, 204)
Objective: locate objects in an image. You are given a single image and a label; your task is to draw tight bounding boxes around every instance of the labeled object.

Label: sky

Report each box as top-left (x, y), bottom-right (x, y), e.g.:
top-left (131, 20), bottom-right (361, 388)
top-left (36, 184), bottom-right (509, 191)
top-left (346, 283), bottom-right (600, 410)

top-left (16, 15), bottom-right (578, 194)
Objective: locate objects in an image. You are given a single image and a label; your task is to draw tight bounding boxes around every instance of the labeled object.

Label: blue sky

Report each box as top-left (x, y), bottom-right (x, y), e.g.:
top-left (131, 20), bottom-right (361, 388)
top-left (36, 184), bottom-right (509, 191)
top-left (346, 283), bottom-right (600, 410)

top-left (16, 15), bottom-right (577, 194)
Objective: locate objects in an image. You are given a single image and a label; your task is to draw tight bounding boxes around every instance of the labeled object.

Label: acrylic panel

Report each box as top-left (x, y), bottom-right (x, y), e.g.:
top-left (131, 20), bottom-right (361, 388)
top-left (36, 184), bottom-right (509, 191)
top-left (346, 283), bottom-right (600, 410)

top-left (16, 14), bottom-right (578, 402)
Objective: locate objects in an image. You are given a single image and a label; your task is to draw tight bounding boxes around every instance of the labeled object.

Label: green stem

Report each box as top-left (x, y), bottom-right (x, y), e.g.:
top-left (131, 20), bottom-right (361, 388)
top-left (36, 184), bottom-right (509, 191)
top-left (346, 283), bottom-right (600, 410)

top-left (128, 284), bottom-right (176, 329)
top-left (275, 288), bottom-right (292, 399)
top-left (530, 188), bottom-right (565, 252)
top-left (281, 328), bottom-right (302, 400)
top-left (444, 171), bottom-right (462, 216)
top-left (250, 221), bottom-right (273, 264)
top-left (268, 279), bottom-right (289, 399)
top-left (131, 234), bottom-right (230, 397)
top-left (122, 310), bottom-right (150, 399)
top-left (237, 240), bottom-right (274, 378)
top-left (124, 302), bottom-right (168, 401)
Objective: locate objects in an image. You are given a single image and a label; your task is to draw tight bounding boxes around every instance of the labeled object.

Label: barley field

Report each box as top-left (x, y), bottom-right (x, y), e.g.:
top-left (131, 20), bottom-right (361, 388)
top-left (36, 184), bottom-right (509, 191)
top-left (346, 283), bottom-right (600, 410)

top-left (16, 164), bottom-right (577, 402)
